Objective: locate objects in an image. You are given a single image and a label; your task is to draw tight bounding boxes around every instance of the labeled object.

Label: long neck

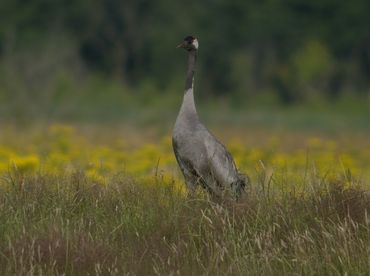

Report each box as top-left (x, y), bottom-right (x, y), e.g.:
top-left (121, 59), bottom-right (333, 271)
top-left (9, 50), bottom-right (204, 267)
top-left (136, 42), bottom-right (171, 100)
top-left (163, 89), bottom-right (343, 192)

top-left (179, 50), bottom-right (198, 120)
top-left (185, 50), bottom-right (197, 91)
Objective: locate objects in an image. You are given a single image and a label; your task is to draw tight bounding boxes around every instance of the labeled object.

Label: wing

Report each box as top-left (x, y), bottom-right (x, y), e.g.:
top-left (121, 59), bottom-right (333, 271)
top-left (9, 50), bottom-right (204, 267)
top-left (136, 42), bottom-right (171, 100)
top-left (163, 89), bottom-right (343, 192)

top-left (202, 128), bottom-right (240, 186)
top-left (203, 130), bottom-right (247, 198)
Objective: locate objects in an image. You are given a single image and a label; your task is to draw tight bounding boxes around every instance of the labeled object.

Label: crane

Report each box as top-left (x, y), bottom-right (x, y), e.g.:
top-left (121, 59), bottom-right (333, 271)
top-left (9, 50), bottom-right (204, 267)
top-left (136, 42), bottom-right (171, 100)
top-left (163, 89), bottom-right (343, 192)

top-left (172, 36), bottom-right (247, 199)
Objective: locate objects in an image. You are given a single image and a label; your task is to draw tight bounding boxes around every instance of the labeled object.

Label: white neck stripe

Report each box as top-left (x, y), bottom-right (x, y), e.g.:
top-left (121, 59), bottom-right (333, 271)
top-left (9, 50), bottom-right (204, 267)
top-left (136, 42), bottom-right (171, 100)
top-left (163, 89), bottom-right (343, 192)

top-left (193, 39), bottom-right (199, 49)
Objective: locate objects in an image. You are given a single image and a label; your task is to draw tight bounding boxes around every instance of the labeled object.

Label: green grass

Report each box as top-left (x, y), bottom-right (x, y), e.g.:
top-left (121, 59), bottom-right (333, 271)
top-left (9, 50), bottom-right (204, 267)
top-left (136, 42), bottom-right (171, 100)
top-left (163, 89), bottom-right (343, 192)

top-left (0, 170), bottom-right (369, 275)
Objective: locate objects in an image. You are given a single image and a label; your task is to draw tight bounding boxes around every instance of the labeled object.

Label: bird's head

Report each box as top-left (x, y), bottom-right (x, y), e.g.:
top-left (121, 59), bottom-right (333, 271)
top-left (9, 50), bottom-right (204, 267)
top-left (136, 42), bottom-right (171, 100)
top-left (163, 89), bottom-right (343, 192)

top-left (176, 36), bottom-right (199, 51)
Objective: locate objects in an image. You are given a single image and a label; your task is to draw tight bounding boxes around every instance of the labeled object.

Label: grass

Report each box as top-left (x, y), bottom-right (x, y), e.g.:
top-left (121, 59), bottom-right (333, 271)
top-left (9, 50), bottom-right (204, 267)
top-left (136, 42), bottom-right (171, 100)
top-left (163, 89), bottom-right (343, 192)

top-left (0, 124), bottom-right (369, 274)
top-left (0, 171), bottom-right (369, 275)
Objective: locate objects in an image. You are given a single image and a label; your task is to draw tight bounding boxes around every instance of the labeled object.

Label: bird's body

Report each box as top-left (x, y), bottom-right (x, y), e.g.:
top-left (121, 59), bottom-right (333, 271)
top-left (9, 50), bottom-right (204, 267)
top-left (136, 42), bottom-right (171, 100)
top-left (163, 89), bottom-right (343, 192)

top-left (172, 36), bottom-right (246, 198)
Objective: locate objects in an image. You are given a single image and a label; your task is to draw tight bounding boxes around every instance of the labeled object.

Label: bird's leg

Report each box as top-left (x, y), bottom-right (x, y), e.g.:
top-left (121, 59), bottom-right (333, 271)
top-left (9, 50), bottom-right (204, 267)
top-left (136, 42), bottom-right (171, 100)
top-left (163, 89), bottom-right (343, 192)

top-left (185, 179), bottom-right (197, 198)
top-left (186, 187), bottom-right (196, 198)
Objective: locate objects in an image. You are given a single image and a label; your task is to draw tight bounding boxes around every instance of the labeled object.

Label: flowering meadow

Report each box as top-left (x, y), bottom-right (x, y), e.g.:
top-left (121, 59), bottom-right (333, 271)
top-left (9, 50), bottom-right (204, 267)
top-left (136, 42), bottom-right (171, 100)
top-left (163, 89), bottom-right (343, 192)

top-left (1, 124), bottom-right (370, 189)
top-left (0, 124), bottom-right (369, 274)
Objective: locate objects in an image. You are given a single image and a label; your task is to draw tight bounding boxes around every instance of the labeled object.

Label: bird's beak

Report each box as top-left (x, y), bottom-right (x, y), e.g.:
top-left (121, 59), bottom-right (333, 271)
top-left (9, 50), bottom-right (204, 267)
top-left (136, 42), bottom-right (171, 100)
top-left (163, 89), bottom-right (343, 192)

top-left (176, 41), bottom-right (186, 48)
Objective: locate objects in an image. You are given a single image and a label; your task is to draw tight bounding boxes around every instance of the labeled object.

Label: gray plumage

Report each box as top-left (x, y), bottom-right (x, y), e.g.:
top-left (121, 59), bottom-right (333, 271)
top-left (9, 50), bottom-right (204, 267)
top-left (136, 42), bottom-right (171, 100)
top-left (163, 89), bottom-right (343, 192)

top-left (172, 36), bottom-right (247, 198)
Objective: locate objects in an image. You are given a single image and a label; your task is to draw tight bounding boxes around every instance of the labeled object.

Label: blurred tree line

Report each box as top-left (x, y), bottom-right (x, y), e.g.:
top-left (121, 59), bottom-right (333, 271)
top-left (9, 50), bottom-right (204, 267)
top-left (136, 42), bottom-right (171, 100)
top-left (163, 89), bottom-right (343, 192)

top-left (0, 0), bottom-right (369, 118)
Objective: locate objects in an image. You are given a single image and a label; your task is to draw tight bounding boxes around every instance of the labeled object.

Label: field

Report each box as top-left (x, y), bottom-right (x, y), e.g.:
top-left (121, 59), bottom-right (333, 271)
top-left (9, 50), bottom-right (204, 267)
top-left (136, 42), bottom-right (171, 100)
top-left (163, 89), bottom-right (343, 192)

top-left (0, 122), bottom-right (369, 275)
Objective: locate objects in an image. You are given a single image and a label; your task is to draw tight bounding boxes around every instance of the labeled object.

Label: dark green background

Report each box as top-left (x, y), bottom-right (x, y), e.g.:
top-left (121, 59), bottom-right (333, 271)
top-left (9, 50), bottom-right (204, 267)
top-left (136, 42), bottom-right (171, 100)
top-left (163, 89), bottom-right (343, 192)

top-left (0, 0), bottom-right (369, 121)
